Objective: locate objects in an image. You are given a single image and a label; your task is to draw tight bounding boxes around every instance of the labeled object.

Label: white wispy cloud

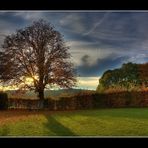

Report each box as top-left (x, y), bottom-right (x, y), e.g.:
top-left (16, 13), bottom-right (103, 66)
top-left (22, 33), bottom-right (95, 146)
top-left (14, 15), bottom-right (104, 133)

top-left (124, 54), bottom-right (148, 63)
top-left (12, 12), bottom-right (46, 22)
top-left (59, 13), bottom-right (87, 34)
top-left (83, 12), bottom-right (110, 36)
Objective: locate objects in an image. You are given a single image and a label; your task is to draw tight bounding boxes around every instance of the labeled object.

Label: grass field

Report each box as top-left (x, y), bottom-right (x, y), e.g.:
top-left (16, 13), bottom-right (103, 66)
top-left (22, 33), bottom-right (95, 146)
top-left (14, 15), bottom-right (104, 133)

top-left (1, 108), bottom-right (148, 136)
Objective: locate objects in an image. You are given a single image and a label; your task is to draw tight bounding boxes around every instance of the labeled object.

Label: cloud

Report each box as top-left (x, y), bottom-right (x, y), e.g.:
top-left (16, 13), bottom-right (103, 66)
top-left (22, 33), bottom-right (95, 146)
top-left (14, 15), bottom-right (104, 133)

top-left (0, 19), bottom-right (24, 46)
top-left (81, 55), bottom-right (90, 65)
top-left (59, 13), bottom-right (87, 34)
top-left (12, 12), bottom-right (47, 22)
top-left (124, 53), bottom-right (148, 64)
top-left (83, 12), bottom-right (110, 36)
top-left (76, 77), bottom-right (100, 90)
top-left (77, 54), bottom-right (129, 77)
top-left (0, 11), bottom-right (148, 80)
top-left (81, 12), bottom-right (148, 51)
top-left (67, 40), bottom-right (115, 66)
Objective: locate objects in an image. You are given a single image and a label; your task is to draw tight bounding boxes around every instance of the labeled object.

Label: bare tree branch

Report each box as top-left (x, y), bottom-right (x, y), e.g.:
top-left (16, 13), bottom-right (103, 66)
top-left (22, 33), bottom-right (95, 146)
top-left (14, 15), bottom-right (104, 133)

top-left (0, 19), bottom-right (77, 100)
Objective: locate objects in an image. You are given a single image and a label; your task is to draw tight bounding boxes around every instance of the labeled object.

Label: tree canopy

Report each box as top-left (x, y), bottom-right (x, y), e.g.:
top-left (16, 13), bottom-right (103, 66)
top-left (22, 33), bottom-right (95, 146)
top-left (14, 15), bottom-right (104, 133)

top-left (0, 20), bottom-right (76, 100)
top-left (97, 62), bottom-right (148, 92)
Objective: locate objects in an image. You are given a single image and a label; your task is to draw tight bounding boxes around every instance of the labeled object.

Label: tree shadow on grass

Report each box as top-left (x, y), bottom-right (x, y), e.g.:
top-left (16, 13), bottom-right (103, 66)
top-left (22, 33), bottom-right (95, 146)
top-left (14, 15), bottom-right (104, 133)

top-left (44, 115), bottom-right (76, 136)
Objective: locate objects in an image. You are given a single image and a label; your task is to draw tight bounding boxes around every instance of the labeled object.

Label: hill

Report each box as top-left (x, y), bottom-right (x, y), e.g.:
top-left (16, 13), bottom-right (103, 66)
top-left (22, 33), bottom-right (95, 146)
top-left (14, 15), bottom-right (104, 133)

top-left (5, 89), bottom-right (95, 100)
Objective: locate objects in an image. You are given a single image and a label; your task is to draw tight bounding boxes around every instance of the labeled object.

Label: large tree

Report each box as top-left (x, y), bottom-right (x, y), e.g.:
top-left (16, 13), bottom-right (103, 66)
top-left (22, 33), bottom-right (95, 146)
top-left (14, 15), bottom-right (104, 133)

top-left (97, 62), bottom-right (145, 92)
top-left (0, 20), bottom-right (76, 100)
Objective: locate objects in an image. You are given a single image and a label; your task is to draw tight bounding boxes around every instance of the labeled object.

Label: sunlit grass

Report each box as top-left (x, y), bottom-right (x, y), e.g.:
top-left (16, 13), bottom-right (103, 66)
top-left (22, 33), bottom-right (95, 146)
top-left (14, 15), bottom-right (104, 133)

top-left (1, 108), bottom-right (148, 136)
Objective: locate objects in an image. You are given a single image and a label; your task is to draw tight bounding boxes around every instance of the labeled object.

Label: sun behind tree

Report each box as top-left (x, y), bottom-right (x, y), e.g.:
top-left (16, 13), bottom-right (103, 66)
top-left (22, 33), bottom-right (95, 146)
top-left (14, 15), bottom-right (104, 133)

top-left (0, 19), bottom-right (76, 103)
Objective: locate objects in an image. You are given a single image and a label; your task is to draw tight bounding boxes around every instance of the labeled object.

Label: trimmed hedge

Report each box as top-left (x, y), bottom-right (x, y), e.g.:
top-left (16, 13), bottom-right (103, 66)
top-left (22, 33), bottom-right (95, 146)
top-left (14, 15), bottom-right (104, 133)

top-left (0, 92), bottom-right (8, 110)
top-left (94, 91), bottom-right (148, 108)
top-left (8, 99), bottom-right (44, 110)
top-left (2, 91), bottom-right (148, 110)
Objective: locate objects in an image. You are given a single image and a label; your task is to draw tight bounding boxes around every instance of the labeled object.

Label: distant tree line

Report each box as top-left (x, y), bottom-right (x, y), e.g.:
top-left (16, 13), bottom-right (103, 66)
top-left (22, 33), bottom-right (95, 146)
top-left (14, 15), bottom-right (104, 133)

top-left (97, 62), bottom-right (148, 92)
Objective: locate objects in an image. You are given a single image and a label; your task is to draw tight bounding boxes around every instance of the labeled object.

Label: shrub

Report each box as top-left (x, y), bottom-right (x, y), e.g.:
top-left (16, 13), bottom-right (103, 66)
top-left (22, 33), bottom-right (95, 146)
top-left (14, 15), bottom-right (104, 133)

top-left (5, 91), bottom-right (148, 110)
top-left (0, 92), bottom-right (8, 110)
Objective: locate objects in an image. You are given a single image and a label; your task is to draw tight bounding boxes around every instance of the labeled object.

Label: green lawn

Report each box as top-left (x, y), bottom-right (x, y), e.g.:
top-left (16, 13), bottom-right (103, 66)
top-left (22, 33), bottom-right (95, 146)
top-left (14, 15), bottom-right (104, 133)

top-left (1, 108), bottom-right (148, 136)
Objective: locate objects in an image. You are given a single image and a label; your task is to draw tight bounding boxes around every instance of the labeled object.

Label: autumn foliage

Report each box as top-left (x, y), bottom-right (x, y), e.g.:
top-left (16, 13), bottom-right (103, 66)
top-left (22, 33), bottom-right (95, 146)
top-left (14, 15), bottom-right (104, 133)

top-left (0, 20), bottom-right (76, 101)
top-left (97, 62), bottom-right (148, 92)
top-left (0, 90), bottom-right (146, 110)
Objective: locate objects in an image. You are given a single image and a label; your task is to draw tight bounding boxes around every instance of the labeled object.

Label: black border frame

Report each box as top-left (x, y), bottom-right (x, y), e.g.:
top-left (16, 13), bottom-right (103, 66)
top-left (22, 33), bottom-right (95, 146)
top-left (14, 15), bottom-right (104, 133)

top-left (0, 0), bottom-right (148, 146)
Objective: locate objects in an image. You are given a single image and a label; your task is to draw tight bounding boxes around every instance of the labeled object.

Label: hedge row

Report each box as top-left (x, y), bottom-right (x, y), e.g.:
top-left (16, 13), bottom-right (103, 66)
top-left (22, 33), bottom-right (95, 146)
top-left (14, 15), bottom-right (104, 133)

top-left (8, 95), bottom-right (93, 110)
top-left (96, 91), bottom-right (148, 108)
top-left (8, 99), bottom-right (44, 110)
top-left (0, 91), bottom-right (148, 110)
top-left (0, 92), bottom-right (8, 110)
top-left (52, 91), bottom-right (148, 110)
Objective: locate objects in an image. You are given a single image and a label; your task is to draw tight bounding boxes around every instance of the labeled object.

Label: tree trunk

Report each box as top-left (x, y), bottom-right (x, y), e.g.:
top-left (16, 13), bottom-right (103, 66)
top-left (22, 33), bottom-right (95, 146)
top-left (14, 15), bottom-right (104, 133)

top-left (54, 100), bottom-right (57, 111)
top-left (38, 90), bottom-right (44, 109)
top-left (38, 90), bottom-right (44, 100)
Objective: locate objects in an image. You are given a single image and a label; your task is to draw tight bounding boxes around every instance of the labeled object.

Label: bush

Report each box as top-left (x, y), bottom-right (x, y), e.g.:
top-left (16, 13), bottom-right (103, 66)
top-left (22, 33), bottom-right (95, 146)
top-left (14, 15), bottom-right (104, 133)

top-left (92, 93), bottom-right (106, 108)
top-left (75, 93), bottom-right (93, 109)
top-left (0, 92), bottom-right (8, 110)
top-left (5, 91), bottom-right (148, 110)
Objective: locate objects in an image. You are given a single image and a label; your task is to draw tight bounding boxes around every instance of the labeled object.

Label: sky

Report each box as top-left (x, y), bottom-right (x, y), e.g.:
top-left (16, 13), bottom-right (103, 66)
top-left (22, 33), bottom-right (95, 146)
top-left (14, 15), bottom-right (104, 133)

top-left (0, 11), bottom-right (148, 90)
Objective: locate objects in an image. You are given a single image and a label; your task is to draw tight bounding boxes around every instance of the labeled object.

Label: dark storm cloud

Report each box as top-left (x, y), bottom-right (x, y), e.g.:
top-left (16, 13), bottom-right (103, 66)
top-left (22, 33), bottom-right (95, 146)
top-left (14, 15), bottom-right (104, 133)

top-left (82, 12), bottom-right (148, 50)
top-left (81, 55), bottom-right (90, 66)
top-left (77, 54), bottom-right (129, 77)
top-left (0, 12), bottom-right (26, 24)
